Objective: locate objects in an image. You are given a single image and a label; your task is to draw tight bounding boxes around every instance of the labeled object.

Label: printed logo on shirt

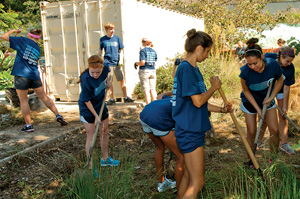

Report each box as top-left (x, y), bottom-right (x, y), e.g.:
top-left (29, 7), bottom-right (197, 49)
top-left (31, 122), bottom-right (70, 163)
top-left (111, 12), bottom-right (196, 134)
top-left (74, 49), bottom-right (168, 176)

top-left (199, 81), bottom-right (207, 93)
top-left (172, 77), bottom-right (177, 107)
top-left (146, 52), bottom-right (156, 63)
top-left (249, 78), bottom-right (274, 91)
top-left (94, 78), bottom-right (107, 96)
top-left (23, 45), bottom-right (40, 66)
top-left (104, 41), bottom-right (118, 47)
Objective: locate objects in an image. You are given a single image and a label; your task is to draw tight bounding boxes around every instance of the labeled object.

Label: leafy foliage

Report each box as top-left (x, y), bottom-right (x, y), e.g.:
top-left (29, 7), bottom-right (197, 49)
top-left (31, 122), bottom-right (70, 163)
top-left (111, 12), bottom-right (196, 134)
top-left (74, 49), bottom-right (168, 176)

top-left (287, 36), bottom-right (300, 55)
top-left (0, 50), bottom-right (15, 90)
top-left (0, 3), bottom-right (21, 30)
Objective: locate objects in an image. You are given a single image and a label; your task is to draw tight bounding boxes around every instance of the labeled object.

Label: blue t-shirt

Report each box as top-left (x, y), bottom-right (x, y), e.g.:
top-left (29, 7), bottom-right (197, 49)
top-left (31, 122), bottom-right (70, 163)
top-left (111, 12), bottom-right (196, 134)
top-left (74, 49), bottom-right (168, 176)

top-left (239, 57), bottom-right (283, 103)
top-left (172, 61), bottom-right (211, 133)
top-left (139, 47), bottom-right (157, 70)
top-left (265, 53), bottom-right (295, 93)
top-left (140, 96), bottom-right (174, 131)
top-left (9, 36), bottom-right (41, 80)
top-left (78, 66), bottom-right (110, 117)
top-left (236, 46), bottom-right (245, 60)
top-left (99, 35), bottom-right (124, 66)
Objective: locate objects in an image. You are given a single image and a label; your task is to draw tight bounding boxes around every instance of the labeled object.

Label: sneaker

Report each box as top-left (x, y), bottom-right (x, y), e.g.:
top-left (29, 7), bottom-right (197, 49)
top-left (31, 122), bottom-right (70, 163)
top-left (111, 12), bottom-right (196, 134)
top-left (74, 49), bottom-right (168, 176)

top-left (106, 99), bottom-right (116, 105)
top-left (92, 168), bottom-right (99, 180)
top-left (256, 140), bottom-right (264, 150)
top-left (101, 156), bottom-right (120, 166)
top-left (56, 114), bottom-right (68, 126)
top-left (124, 97), bottom-right (135, 103)
top-left (157, 176), bottom-right (176, 192)
top-left (280, 143), bottom-right (295, 155)
top-left (21, 124), bottom-right (34, 132)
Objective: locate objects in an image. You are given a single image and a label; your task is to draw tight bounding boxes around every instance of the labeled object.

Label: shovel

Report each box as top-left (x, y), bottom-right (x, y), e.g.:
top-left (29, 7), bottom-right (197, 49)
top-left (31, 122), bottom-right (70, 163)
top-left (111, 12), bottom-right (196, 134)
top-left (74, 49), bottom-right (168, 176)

top-left (84, 75), bottom-right (111, 168)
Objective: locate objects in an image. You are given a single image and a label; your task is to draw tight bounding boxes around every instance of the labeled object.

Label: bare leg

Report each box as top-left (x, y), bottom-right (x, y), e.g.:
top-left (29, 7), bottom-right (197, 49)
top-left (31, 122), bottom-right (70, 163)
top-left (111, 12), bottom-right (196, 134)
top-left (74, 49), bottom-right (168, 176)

top-left (109, 84), bottom-right (114, 99)
top-left (34, 87), bottom-right (59, 115)
top-left (120, 80), bottom-right (127, 97)
top-left (182, 147), bottom-right (205, 199)
top-left (144, 90), bottom-right (151, 105)
top-left (244, 112), bottom-right (257, 155)
top-left (150, 89), bottom-right (157, 102)
top-left (83, 122), bottom-right (95, 169)
top-left (99, 117), bottom-right (109, 160)
top-left (161, 131), bottom-right (184, 192)
top-left (277, 99), bottom-right (288, 144)
top-left (148, 133), bottom-right (165, 183)
top-left (265, 108), bottom-right (280, 154)
top-left (16, 89), bottom-right (31, 125)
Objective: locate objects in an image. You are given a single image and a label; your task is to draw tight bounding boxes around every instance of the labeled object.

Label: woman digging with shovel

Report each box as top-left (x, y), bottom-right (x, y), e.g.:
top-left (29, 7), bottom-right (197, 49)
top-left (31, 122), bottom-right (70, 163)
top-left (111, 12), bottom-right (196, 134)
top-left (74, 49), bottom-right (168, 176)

top-left (239, 38), bottom-right (283, 167)
top-left (0, 28), bottom-right (68, 132)
top-left (78, 55), bottom-right (119, 172)
top-left (172, 29), bottom-right (232, 199)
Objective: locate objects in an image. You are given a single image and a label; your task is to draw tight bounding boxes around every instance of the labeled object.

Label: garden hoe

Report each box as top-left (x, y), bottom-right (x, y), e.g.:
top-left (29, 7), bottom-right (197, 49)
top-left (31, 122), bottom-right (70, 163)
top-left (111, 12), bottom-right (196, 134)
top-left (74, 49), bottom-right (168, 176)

top-left (276, 104), bottom-right (300, 132)
top-left (218, 88), bottom-right (263, 176)
top-left (84, 75), bottom-right (111, 168)
top-left (253, 81), bottom-right (273, 157)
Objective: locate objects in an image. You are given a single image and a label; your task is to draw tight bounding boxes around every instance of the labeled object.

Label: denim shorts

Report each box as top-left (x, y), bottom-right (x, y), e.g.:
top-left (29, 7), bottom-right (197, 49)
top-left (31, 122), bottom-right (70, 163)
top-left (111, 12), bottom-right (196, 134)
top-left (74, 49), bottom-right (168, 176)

top-left (14, 76), bottom-right (42, 90)
top-left (240, 100), bottom-right (276, 114)
top-left (140, 120), bottom-right (170, 137)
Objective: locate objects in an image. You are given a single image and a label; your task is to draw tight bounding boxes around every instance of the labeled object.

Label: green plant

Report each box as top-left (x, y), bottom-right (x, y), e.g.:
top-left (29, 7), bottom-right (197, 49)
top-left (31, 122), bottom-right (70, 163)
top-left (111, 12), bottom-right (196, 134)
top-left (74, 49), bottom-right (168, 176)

top-left (287, 36), bottom-right (300, 55)
top-left (0, 68), bottom-right (14, 90)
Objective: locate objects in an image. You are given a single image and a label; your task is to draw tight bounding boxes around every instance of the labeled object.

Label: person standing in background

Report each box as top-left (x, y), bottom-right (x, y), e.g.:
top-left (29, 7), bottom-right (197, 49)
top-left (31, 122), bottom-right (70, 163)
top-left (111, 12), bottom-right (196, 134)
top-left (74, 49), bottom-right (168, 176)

top-left (135, 38), bottom-right (158, 104)
top-left (99, 22), bottom-right (135, 105)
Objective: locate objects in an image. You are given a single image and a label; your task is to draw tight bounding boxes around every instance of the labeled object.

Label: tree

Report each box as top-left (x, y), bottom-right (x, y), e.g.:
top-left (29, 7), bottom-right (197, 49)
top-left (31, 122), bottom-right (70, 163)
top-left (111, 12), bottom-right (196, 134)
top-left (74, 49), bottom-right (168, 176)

top-left (0, 3), bottom-right (21, 30)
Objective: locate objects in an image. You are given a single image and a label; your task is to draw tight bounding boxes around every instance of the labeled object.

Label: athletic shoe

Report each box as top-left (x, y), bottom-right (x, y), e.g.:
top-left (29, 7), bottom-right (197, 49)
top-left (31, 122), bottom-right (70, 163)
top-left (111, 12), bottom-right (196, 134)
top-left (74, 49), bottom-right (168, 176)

top-left (92, 168), bottom-right (99, 180)
top-left (165, 176), bottom-right (176, 189)
top-left (124, 97), bottom-right (135, 103)
top-left (56, 114), bottom-right (68, 126)
top-left (157, 176), bottom-right (176, 192)
top-left (256, 140), bottom-right (264, 150)
top-left (21, 124), bottom-right (34, 132)
top-left (106, 99), bottom-right (116, 105)
top-left (101, 156), bottom-right (120, 166)
top-left (280, 143), bottom-right (295, 155)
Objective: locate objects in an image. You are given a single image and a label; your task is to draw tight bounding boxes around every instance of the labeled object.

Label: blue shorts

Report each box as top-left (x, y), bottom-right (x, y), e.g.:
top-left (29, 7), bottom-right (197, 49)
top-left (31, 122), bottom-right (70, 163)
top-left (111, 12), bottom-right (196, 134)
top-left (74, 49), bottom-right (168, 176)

top-left (80, 107), bottom-right (109, 123)
top-left (240, 100), bottom-right (276, 114)
top-left (175, 128), bottom-right (205, 154)
top-left (140, 120), bottom-right (170, 137)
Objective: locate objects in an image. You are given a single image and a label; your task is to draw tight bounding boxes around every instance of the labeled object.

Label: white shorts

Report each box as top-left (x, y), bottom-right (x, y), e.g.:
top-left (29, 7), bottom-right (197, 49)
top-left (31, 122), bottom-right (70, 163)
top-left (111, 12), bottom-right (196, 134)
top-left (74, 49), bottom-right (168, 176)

top-left (138, 70), bottom-right (156, 91)
top-left (140, 120), bottom-right (170, 137)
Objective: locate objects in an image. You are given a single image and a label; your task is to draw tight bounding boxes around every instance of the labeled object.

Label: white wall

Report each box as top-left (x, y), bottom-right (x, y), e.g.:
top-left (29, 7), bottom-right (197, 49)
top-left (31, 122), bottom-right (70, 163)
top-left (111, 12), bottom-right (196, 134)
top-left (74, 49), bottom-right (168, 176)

top-left (120, 0), bottom-right (204, 96)
top-left (41, 0), bottom-right (204, 101)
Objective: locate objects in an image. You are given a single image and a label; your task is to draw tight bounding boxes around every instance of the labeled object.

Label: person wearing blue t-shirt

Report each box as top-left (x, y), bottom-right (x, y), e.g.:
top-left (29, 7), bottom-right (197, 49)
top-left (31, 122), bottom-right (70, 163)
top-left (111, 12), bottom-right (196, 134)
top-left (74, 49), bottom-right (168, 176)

top-left (236, 41), bottom-right (245, 61)
top-left (0, 28), bottom-right (67, 132)
top-left (140, 92), bottom-right (182, 194)
top-left (239, 38), bottom-right (284, 163)
top-left (172, 29), bottom-right (232, 198)
top-left (135, 38), bottom-right (158, 104)
top-left (257, 47), bottom-right (296, 154)
top-left (78, 55), bottom-right (119, 168)
top-left (99, 22), bottom-right (134, 104)
top-left (172, 57), bottom-right (184, 79)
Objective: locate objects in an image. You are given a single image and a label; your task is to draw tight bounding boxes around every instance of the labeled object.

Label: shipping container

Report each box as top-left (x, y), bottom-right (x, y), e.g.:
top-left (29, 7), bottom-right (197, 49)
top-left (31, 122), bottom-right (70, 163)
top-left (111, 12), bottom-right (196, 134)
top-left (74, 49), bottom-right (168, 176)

top-left (40, 0), bottom-right (204, 101)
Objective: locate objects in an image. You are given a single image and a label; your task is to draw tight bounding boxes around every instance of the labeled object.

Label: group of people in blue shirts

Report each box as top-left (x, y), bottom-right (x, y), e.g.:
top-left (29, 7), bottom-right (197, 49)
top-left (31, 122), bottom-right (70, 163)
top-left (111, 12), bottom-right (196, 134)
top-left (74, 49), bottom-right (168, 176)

top-left (140, 32), bottom-right (296, 198)
top-left (1, 23), bottom-right (296, 199)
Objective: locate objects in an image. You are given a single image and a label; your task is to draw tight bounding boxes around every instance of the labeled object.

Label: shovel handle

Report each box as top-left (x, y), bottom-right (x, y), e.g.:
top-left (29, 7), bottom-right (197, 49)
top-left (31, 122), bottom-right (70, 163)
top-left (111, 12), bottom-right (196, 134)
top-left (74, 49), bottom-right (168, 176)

top-left (276, 104), bottom-right (300, 131)
top-left (218, 88), bottom-right (260, 169)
